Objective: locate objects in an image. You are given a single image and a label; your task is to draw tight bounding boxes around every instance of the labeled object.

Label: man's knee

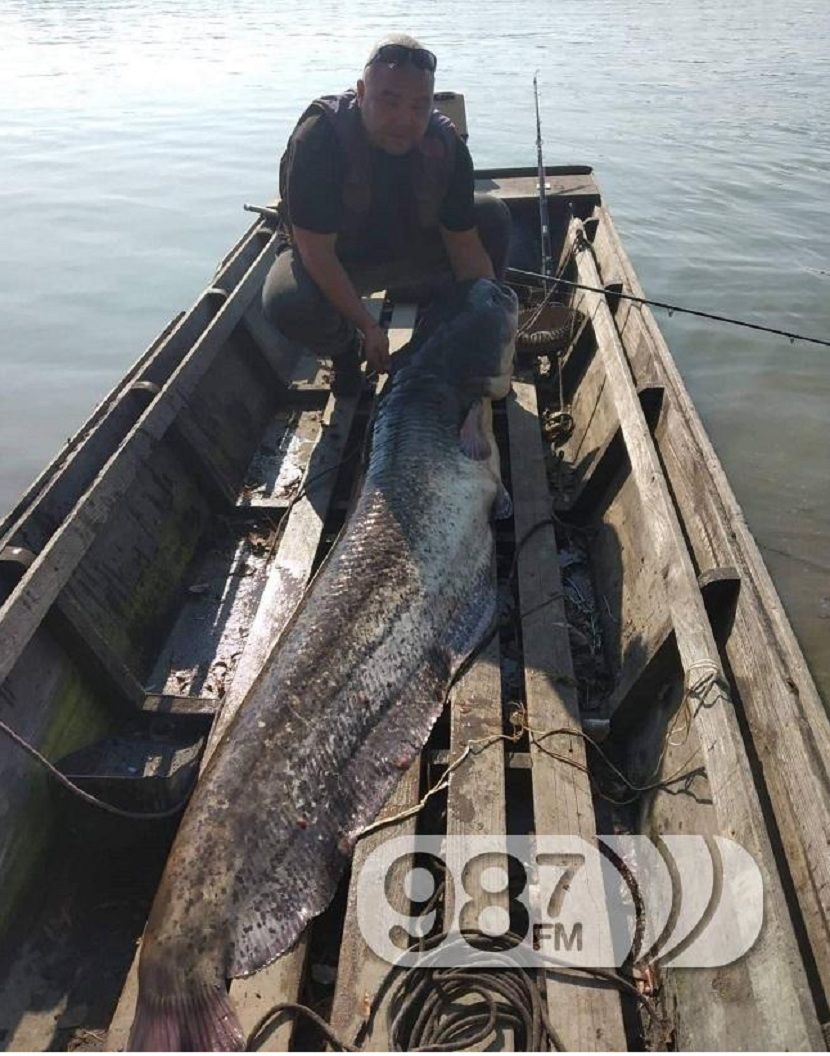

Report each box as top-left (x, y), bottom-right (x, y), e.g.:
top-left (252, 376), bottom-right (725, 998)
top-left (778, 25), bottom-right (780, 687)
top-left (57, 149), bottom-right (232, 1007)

top-left (261, 249), bottom-right (354, 357)
top-left (261, 253), bottom-right (325, 340)
top-left (473, 192), bottom-right (512, 279)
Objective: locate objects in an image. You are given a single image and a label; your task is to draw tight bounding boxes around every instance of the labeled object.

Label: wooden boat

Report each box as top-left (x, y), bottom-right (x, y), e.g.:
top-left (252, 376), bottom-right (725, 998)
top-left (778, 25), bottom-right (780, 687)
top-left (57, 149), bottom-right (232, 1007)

top-left (1, 95), bottom-right (829, 1051)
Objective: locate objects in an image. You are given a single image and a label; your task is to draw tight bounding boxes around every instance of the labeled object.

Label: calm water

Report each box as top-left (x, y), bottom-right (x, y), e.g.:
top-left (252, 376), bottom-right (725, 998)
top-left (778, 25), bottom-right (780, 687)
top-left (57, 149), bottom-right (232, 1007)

top-left (1, 0), bottom-right (828, 698)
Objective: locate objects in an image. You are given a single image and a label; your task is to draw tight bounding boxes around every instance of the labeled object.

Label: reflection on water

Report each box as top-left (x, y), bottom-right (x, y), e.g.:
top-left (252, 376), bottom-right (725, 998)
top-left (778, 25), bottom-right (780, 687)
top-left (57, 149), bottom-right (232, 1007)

top-left (1, 0), bottom-right (828, 698)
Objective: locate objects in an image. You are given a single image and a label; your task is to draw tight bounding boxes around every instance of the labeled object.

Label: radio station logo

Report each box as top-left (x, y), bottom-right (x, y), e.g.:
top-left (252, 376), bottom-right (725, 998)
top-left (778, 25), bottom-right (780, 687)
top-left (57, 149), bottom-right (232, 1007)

top-left (356, 835), bottom-right (763, 969)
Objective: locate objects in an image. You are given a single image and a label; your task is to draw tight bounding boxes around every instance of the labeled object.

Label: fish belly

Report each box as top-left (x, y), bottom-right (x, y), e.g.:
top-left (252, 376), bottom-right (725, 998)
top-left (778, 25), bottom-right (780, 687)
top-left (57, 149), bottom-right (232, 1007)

top-left (144, 453), bottom-right (500, 985)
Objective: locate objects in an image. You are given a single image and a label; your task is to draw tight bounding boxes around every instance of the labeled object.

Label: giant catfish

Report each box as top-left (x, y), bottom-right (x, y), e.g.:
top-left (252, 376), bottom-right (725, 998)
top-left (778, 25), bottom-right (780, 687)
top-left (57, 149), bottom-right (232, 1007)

top-left (129, 277), bottom-right (518, 1050)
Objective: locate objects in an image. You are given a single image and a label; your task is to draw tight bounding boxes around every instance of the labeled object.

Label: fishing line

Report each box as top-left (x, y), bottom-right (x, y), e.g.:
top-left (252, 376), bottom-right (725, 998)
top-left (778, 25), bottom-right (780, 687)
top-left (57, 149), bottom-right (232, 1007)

top-left (0, 718), bottom-right (192, 821)
top-left (0, 459), bottom-right (686, 1051)
top-left (0, 344), bottom-right (457, 820)
top-left (507, 265), bottom-right (830, 348)
top-left (0, 428), bottom-right (371, 822)
top-left (0, 508), bottom-right (551, 821)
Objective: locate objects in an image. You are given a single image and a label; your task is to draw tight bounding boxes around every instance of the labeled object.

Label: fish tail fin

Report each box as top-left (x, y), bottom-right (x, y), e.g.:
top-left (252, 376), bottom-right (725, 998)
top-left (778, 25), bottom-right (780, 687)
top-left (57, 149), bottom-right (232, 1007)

top-left (128, 966), bottom-right (245, 1052)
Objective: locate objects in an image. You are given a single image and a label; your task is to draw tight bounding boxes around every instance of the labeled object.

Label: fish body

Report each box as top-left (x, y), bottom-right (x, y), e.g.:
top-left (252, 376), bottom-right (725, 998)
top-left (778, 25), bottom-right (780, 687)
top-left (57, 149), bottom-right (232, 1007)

top-left (128, 278), bottom-right (518, 1050)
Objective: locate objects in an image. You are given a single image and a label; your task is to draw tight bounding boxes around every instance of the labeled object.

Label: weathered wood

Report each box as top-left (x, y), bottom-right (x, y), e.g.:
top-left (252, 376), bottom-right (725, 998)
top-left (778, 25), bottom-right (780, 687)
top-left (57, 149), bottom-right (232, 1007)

top-left (143, 693), bottom-right (217, 718)
top-left (445, 625), bottom-right (506, 928)
top-left (206, 395), bottom-right (358, 754)
top-left (109, 296), bottom-right (390, 1051)
top-left (0, 626), bottom-right (113, 947)
top-left (0, 220), bottom-right (275, 557)
top-left (169, 416), bottom-right (239, 509)
top-left (557, 423), bottom-right (626, 520)
top-left (0, 230), bottom-right (280, 693)
top-left (328, 762), bottom-right (421, 1051)
top-left (602, 614), bottom-right (675, 726)
top-left (445, 618), bottom-right (514, 1052)
top-left (56, 440), bottom-right (214, 682)
top-left (7, 171), bottom-right (830, 1052)
top-left (567, 217), bottom-right (823, 1049)
top-left (242, 298), bottom-right (292, 375)
top-left (591, 206), bottom-right (830, 1005)
top-left (0, 539), bottom-right (151, 721)
top-left (229, 942), bottom-right (309, 1052)
top-left (106, 958), bottom-right (141, 1052)
top-left (327, 298), bottom-right (422, 1052)
top-left (235, 408), bottom-right (308, 510)
top-left (143, 517), bottom-right (278, 702)
top-left (507, 378), bottom-right (627, 1051)
top-left (475, 169), bottom-right (600, 206)
top-left (560, 337), bottom-right (619, 498)
top-left (201, 391), bottom-right (362, 1042)
top-left (555, 337), bottom-right (675, 722)
top-left (108, 398), bottom-right (358, 1050)
top-left (48, 591), bottom-right (146, 713)
top-left (386, 302), bottom-right (418, 355)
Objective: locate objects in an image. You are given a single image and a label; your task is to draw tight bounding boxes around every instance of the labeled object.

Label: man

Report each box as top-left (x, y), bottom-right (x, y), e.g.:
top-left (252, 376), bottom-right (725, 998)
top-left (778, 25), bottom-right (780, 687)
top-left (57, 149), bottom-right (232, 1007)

top-left (262, 34), bottom-right (512, 395)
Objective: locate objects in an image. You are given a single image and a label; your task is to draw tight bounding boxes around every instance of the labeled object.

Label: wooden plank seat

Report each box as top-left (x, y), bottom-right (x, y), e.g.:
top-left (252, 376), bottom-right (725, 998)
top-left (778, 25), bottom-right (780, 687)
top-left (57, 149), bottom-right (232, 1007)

top-left (507, 379), bottom-right (626, 1051)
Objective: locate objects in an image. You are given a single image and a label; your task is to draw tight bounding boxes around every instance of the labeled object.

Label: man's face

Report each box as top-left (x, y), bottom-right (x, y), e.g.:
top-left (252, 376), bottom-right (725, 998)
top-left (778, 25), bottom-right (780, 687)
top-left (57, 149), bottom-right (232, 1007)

top-left (356, 63), bottom-right (434, 155)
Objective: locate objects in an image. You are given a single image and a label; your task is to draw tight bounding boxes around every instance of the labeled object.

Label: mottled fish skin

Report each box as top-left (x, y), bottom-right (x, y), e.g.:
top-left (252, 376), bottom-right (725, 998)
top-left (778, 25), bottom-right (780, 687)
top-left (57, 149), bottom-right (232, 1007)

top-left (129, 278), bottom-right (518, 1051)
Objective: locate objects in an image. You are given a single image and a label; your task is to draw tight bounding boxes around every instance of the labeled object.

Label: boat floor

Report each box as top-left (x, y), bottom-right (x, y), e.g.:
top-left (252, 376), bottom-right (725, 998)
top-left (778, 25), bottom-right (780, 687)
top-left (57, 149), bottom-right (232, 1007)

top-left (2, 176), bottom-right (828, 1051)
top-left (0, 298), bottom-right (641, 1052)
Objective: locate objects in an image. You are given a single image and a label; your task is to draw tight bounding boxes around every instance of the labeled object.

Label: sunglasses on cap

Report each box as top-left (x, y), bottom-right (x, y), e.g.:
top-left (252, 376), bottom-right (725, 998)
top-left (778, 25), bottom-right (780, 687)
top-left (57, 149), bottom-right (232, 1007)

top-left (367, 44), bottom-right (437, 72)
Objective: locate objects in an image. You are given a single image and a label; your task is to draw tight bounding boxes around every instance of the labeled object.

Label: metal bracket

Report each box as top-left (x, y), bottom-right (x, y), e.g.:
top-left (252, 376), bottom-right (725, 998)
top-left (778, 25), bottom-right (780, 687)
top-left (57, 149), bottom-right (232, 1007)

top-left (582, 216), bottom-right (600, 243)
top-left (129, 380), bottom-right (162, 397)
top-left (0, 545), bottom-right (37, 570)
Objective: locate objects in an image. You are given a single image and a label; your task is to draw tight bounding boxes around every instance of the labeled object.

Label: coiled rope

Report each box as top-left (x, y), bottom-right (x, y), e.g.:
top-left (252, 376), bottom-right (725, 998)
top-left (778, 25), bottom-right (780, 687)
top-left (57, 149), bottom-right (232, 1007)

top-left (247, 928), bottom-right (665, 1051)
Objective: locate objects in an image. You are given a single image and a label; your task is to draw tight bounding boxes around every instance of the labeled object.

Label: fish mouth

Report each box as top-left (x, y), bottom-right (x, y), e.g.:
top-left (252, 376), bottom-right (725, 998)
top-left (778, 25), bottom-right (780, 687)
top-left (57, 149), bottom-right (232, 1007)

top-left (397, 278), bottom-right (518, 398)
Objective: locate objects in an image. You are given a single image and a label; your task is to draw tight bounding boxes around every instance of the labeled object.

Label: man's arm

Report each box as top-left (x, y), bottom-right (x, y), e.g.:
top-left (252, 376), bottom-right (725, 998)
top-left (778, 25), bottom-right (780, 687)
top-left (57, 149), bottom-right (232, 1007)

top-left (439, 225), bottom-right (495, 283)
top-left (438, 135), bottom-right (494, 283)
top-left (292, 227), bottom-right (390, 371)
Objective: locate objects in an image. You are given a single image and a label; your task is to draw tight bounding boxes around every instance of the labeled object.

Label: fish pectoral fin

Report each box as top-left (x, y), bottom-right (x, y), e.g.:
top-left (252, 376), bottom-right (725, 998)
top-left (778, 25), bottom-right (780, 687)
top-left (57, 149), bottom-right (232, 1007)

top-left (459, 399), bottom-right (491, 461)
top-left (492, 483), bottom-right (513, 521)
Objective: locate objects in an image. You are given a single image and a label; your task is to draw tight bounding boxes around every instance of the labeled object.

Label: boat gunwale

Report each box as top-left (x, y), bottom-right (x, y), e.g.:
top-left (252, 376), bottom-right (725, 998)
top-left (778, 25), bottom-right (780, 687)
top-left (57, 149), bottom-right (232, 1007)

top-left (0, 222), bottom-right (280, 691)
top-left (589, 202), bottom-right (830, 1012)
top-left (591, 203), bottom-right (826, 707)
top-left (0, 215), bottom-right (275, 553)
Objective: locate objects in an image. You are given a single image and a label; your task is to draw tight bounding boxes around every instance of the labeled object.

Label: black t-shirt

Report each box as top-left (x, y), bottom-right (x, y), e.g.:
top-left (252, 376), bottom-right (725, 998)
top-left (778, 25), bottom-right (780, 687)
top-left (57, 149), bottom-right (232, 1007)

top-left (281, 112), bottom-right (476, 263)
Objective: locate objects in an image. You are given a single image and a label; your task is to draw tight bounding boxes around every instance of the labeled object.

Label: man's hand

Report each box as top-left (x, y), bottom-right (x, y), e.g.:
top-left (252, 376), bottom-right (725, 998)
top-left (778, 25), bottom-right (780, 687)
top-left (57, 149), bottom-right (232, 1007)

top-left (361, 320), bottom-right (391, 373)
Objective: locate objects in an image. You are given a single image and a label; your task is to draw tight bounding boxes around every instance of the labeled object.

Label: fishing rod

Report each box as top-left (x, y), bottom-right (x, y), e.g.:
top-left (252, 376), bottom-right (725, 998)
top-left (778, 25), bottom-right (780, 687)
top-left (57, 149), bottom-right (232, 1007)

top-left (533, 72), bottom-right (553, 285)
top-left (506, 265), bottom-right (830, 349)
top-left (524, 76), bottom-right (828, 350)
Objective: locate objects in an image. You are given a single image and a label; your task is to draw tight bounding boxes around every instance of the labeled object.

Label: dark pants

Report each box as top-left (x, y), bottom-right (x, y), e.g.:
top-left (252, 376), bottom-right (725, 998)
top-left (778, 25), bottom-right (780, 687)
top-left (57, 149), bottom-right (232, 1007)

top-left (261, 192), bottom-right (512, 359)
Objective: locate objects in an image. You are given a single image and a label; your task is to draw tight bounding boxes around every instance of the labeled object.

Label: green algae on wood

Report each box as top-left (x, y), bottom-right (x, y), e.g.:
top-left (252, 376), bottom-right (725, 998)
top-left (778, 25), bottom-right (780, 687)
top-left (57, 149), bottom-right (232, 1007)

top-left (0, 659), bottom-right (114, 943)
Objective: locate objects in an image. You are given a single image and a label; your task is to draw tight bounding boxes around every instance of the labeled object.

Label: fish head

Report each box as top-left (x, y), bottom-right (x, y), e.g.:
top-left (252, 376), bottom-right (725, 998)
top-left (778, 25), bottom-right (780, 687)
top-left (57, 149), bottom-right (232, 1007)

top-left (408, 278), bottom-right (518, 400)
top-left (446, 278), bottom-right (519, 399)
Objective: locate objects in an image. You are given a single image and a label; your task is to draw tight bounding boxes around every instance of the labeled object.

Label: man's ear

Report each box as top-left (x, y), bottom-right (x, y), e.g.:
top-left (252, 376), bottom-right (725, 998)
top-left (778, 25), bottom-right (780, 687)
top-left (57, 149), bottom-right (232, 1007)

top-left (356, 78), bottom-right (365, 104)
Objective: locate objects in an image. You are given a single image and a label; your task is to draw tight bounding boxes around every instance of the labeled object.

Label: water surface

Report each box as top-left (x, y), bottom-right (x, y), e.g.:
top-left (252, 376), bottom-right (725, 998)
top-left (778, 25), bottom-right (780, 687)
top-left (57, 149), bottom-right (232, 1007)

top-left (1, 0), bottom-right (828, 697)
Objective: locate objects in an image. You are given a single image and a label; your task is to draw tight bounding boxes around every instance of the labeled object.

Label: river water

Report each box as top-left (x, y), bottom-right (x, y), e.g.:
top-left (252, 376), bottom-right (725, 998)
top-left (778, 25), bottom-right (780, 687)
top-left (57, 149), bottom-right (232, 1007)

top-left (1, 0), bottom-right (828, 700)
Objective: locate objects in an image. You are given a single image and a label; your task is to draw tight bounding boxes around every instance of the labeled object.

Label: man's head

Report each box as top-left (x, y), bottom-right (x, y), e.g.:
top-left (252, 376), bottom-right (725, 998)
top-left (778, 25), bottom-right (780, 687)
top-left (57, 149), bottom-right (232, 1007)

top-left (356, 34), bottom-right (436, 156)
